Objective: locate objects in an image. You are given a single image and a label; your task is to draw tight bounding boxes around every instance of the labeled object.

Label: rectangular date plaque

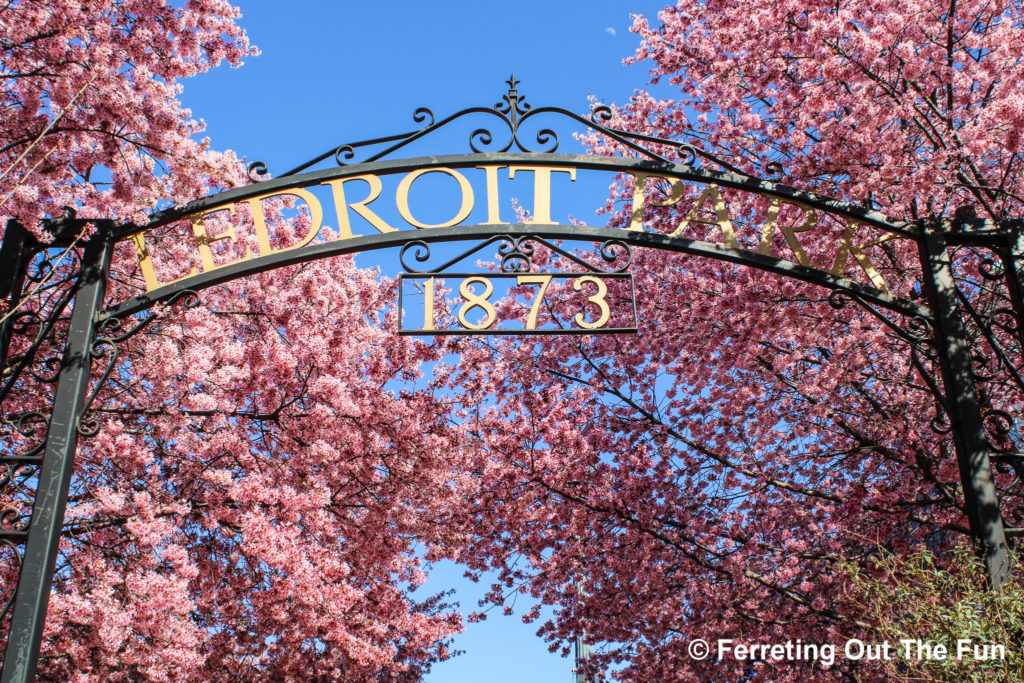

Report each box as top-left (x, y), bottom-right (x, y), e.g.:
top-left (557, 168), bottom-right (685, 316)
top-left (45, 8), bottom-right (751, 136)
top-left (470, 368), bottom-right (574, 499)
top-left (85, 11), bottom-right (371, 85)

top-left (398, 272), bottom-right (638, 335)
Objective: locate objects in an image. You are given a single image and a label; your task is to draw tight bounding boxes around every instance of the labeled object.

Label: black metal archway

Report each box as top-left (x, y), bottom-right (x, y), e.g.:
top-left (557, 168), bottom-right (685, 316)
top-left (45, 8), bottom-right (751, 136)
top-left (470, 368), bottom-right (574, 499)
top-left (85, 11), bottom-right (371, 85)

top-left (1, 78), bottom-right (1021, 681)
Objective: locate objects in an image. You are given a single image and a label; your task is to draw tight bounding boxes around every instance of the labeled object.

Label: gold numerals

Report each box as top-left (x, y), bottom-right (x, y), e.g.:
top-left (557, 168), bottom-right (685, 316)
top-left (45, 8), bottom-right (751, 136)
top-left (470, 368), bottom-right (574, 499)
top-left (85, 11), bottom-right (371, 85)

top-left (400, 273), bottom-right (635, 334)
top-left (457, 277), bottom-right (497, 330)
top-left (572, 275), bottom-right (610, 329)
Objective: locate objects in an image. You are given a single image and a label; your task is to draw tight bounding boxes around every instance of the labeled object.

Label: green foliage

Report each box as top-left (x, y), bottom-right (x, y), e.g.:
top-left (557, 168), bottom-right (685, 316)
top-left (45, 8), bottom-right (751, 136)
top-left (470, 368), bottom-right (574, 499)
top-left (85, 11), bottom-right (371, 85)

top-left (841, 544), bottom-right (1024, 682)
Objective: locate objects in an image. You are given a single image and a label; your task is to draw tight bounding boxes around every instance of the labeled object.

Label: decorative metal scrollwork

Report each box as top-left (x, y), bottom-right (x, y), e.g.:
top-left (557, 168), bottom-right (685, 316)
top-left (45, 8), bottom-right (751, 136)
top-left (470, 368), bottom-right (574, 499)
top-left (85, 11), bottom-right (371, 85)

top-left (0, 250), bottom-right (83, 409)
top-left (978, 255), bottom-right (1006, 281)
top-left (246, 76), bottom-right (781, 180)
top-left (942, 242), bottom-right (1024, 538)
top-left (0, 243), bottom-right (86, 469)
top-left (399, 234), bottom-right (631, 276)
top-left (0, 508), bottom-right (28, 537)
top-left (984, 409), bottom-right (1015, 443)
top-left (76, 290), bottom-right (201, 438)
top-left (246, 161), bottom-right (269, 182)
top-left (496, 236), bottom-right (536, 273)
top-left (0, 538), bottom-right (23, 623)
top-left (954, 271), bottom-right (1024, 395)
top-left (827, 290), bottom-right (955, 436)
top-left (0, 412), bottom-right (48, 460)
top-left (763, 160), bottom-right (785, 178)
top-left (397, 233), bottom-right (637, 336)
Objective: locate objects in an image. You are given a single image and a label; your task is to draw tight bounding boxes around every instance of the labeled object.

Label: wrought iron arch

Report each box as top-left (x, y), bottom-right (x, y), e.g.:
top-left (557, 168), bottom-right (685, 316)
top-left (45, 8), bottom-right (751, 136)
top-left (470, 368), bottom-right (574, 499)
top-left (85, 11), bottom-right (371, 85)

top-left (0, 77), bottom-right (1021, 682)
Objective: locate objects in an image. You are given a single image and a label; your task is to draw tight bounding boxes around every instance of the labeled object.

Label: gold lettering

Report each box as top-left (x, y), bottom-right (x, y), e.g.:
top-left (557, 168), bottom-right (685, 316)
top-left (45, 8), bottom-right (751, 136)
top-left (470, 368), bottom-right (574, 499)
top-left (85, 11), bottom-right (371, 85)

top-left (322, 175), bottom-right (395, 236)
top-left (507, 166), bottom-right (576, 224)
top-left (756, 199), bottom-right (816, 266)
top-left (628, 173), bottom-right (684, 231)
top-left (477, 165), bottom-right (504, 224)
top-left (131, 232), bottom-right (195, 292)
top-left (245, 188), bottom-right (324, 257)
top-left (396, 167), bottom-right (474, 228)
top-left (191, 204), bottom-right (252, 273)
top-left (668, 184), bottom-right (737, 248)
top-left (830, 224), bottom-right (899, 293)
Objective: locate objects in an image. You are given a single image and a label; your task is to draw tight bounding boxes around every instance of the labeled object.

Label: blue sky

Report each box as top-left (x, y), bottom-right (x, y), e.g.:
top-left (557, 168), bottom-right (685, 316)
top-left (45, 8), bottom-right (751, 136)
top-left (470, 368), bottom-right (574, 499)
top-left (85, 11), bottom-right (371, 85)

top-left (177, 2), bottom-right (674, 680)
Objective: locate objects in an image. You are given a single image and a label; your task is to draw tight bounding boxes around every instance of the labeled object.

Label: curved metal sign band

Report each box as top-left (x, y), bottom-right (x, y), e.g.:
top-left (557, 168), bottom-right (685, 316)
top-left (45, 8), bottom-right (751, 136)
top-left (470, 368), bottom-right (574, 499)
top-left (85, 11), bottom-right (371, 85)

top-left (101, 223), bottom-right (927, 324)
top-left (115, 153), bottom-right (912, 240)
top-left (104, 152), bottom-right (924, 323)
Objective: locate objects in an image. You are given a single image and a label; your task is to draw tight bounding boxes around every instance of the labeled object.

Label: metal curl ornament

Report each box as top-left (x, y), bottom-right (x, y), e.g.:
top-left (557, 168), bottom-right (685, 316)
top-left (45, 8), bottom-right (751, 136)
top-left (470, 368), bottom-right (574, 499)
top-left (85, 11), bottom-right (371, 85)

top-left (494, 74), bottom-right (531, 118)
top-left (6, 412), bottom-right (47, 442)
top-left (902, 336), bottom-right (952, 421)
top-left (411, 107), bottom-right (435, 127)
top-left (930, 408), bottom-right (953, 435)
top-left (246, 161), bottom-right (269, 183)
top-left (76, 338), bottom-right (117, 438)
top-left (399, 236), bottom-right (519, 274)
top-left (983, 409), bottom-right (1015, 442)
top-left (498, 237), bottom-right (536, 273)
top-left (827, 294), bottom-right (941, 409)
top-left (589, 104), bottom-right (613, 125)
top-left (22, 239), bottom-right (83, 287)
top-left (676, 144), bottom-right (699, 167)
top-left (468, 127), bottom-right (496, 154)
top-left (0, 464), bottom-right (16, 491)
top-left (1003, 503), bottom-right (1024, 529)
top-left (95, 289), bottom-right (201, 344)
top-left (0, 463), bottom-right (35, 500)
top-left (598, 240), bottom-right (632, 272)
top-left (978, 256), bottom-right (1007, 281)
top-left (0, 508), bottom-right (27, 534)
top-left (904, 316), bottom-right (937, 345)
top-left (23, 257), bottom-right (53, 285)
top-left (399, 234), bottom-right (634, 276)
top-left (909, 335), bottom-right (941, 365)
top-left (763, 160), bottom-right (784, 178)
top-left (7, 309), bottom-right (43, 336)
top-left (28, 356), bottom-right (62, 384)
top-left (153, 289), bottom-right (202, 318)
top-left (969, 353), bottom-right (999, 383)
top-left (827, 290), bottom-right (849, 310)
top-left (333, 145), bottom-right (356, 166)
top-left (532, 127), bottom-right (559, 153)
top-left (399, 240), bottom-right (433, 273)
top-left (950, 285), bottom-right (1024, 394)
top-left (464, 108), bottom-right (560, 155)
top-left (1, 285), bottom-right (79, 408)
top-left (992, 308), bottom-right (1020, 334)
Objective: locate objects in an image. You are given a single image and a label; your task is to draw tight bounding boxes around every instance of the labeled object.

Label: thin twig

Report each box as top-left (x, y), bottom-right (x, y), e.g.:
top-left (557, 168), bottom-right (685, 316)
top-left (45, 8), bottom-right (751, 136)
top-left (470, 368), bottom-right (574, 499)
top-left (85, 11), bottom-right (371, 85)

top-left (0, 223), bottom-right (89, 326)
top-left (0, 75), bottom-right (96, 185)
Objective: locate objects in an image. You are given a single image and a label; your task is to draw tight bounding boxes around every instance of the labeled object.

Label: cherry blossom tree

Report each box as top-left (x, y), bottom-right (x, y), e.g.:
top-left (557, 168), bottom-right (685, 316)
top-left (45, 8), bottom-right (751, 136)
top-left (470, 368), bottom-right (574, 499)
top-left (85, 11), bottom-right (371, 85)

top-left (5, 1), bottom-right (1024, 681)
top-left (36, 259), bottom-right (470, 681)
top-left (1, 2), bottom-right (469, 680)
top-left (0, 0), bottom-right (254, 232)
top-left (434, 2), bottom-right (1024, 681)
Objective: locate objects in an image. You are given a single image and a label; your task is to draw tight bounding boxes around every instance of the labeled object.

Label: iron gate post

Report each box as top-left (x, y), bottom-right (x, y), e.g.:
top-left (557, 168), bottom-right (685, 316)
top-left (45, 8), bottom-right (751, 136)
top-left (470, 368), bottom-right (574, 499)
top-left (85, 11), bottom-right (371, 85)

top-left (918, 220), bottom-right (1010, 588)
top-left (1, 227), bottom-right (113, 682)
